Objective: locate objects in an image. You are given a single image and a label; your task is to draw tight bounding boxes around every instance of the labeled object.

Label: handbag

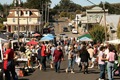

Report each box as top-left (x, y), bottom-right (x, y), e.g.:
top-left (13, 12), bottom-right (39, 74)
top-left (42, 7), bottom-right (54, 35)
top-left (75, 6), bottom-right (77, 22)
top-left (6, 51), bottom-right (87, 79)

top-left (75, 56), bottom-right (81, 65)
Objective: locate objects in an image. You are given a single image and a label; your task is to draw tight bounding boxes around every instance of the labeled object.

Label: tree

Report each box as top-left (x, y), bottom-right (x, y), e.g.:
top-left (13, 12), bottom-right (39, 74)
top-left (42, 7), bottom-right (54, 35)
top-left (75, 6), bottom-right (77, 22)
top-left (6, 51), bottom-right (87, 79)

top-left (88, 24), bottom-right (106, 43)
top-left (75, 10), bottom-right (81, 14)
top-left (0, 23), bottom-right (4, 30)
top-left (24, 0), bottom-right (51, 9)
top-left (0, 4), bottom-right (3, 12)
top-left (59, 11), bottom-right (68, 17)
top-left (53, 0), bottom-right (82, 12)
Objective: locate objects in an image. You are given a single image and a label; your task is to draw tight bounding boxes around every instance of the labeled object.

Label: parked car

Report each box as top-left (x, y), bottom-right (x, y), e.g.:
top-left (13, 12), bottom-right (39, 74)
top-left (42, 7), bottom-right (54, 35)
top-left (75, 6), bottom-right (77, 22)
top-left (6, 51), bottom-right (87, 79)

top-left (63, 27), bottom-right (69, 32)
top-left (72, 28), bottom-right (78, 34)
top-left (69, 25), bottom-right (75, 31)
top-left (42, 28), bottom-right (50, 34)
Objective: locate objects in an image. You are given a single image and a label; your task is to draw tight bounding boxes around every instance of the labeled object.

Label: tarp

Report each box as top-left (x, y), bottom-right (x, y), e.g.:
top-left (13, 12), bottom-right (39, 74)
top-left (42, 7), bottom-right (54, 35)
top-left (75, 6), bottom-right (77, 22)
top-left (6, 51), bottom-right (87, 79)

top-left (40, 36), bottom-right (54, 41)
top-left (79, 37), bottom-right (93, 42)
top-left (106, 39), bottom-right (120, 44)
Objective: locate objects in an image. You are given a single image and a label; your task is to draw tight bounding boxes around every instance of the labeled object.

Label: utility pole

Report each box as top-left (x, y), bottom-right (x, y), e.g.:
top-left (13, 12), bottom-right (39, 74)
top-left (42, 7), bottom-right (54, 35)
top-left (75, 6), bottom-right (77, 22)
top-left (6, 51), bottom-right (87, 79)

top-left (103, 2), bottom-right (107, 41)
top-left (45, 2), bottom-right (47, 25)
top-left (14, 0), bottom-right (21, 47)
top-left (47, 3), bottom-right (50, 23)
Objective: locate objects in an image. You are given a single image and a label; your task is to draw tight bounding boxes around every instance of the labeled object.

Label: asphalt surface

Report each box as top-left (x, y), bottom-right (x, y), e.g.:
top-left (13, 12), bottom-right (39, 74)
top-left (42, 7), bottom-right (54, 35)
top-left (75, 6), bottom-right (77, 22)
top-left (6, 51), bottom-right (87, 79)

top-left (19, 20), bottom-right (120, 80)
top-left (18, 55), bottom-right (120, 80)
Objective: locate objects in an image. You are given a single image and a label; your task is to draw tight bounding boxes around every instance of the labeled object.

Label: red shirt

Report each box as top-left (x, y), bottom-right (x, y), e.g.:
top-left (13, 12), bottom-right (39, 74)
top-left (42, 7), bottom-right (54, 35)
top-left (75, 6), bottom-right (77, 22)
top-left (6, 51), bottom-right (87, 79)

top-left (53, 49), bottom-right (64, 62)
top-left (3, 49), bottom-right (14, 70)
top-left (41, 45), bottom-right (46, 56)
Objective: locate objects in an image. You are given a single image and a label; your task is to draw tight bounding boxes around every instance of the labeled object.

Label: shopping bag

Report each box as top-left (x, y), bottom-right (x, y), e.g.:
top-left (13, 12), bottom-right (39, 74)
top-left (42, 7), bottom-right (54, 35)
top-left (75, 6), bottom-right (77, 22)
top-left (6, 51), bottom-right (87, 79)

top-left (75, 56), bottom-right (81, 65)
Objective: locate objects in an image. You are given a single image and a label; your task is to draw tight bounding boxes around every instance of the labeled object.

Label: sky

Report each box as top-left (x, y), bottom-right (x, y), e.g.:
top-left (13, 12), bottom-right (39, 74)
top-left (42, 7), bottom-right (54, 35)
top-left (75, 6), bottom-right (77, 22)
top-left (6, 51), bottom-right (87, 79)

top-left (0, 0), bottom-right (120, 8)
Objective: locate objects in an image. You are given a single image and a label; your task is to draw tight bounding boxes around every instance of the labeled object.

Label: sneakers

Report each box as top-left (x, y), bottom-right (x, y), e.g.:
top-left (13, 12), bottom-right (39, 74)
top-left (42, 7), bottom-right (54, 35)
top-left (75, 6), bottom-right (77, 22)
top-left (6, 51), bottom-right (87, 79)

top-left (65, 68), bottom-right (68, 73)
top-left (71, 71), bottom-right (75, 74)
top-left (98, 78), bottom-right (104, 80)
top-left (65, 68), bottom-right (75, 73)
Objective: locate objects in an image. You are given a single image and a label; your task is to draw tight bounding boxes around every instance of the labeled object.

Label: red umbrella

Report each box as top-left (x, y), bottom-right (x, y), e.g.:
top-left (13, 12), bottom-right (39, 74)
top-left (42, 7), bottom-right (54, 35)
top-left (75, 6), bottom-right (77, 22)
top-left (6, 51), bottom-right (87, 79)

top-left (33, 33), bottom-right (40, 37)
top-left (27, 40), bottom-right (38, 45)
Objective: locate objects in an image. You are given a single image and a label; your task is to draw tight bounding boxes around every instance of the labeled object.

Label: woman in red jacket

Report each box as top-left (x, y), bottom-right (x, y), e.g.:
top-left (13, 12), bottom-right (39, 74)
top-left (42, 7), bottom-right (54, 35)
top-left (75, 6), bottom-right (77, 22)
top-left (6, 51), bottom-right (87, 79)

top-left (3, 42), bottom-right (18, 80)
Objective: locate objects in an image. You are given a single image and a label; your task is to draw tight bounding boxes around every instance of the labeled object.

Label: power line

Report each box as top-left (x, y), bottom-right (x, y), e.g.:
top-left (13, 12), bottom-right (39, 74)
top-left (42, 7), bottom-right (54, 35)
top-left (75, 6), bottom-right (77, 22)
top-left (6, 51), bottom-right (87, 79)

top-left (86, 0), bottom-right (97, 5)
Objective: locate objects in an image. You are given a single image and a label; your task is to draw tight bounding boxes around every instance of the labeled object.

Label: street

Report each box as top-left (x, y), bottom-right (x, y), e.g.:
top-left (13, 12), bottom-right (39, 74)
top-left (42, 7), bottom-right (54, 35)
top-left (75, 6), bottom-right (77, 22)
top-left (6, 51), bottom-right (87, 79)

top-left (18, 55), bottom-right (120, 80)
top-left (18, 20), bottom-right (120, 80)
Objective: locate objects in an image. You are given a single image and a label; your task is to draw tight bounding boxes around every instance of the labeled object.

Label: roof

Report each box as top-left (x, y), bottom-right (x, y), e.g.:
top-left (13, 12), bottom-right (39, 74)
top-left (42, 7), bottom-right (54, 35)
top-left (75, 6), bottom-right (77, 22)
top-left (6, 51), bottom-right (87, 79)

top-left (86, 6), bottom-right (108, 13)
top-left (106, 15), bottom-right (120, 30)
top-left (8, 8), bottom-right (40, 18)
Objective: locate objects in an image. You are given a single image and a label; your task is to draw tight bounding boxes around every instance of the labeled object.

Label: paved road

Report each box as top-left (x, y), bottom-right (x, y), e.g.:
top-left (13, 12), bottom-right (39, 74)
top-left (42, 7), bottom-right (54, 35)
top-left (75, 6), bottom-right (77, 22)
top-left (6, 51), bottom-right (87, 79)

top-left (18, 20), bottom-right (120, 80)
top-left (54, 20), bottom-right (80, 39)
top-left (19, 55), bottom-right (100, 80)
top-left (18, 55), bottom-right (120, 80)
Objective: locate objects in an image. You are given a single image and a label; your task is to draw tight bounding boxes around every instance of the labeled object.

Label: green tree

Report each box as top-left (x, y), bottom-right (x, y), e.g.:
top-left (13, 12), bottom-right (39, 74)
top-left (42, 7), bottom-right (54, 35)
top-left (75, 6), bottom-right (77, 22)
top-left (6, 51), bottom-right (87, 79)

top-left (0, 23), bottom-right (4, 30)
top-left (59, 11), bottom-right (68, 17)
top-left (0, 4), bottom-right (3, 12)
top-left (88, 24), bottom-right (106, 43)
top-left (24, 0), bottom-right (51, 9)
top-left (53, 0), bottom-right (82, 12)
top-left (75, 10), bottom-right (81, 14)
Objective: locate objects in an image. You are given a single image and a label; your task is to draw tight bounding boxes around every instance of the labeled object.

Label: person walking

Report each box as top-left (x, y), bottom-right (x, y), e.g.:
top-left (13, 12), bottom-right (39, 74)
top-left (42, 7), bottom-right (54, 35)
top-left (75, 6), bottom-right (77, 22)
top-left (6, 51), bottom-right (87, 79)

top-left (41, 42), bottom-right (47, 71)
top-left (98, 46), bottom-right (106, 80)
top-left (79, 45), bottom-right (91, 74)
top-left (50, 44), bottom-right (56, 69)
top-left (65, 45), bottom-right (75, 73)
top-left (106, 45), bottom-right (116, 80)
top-left (53, 46), bottom-right (64, 73)
top-left (3, 42), bottom-right (18, 80)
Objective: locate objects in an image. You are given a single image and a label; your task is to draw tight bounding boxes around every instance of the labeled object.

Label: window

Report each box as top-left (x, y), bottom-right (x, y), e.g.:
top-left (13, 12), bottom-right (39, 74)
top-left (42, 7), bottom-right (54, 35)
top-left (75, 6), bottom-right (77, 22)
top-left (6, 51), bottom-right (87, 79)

top-left (13, 18), bottom-right (15, 22)
top-left (14, 26), bottom-right (17, 31)
top-left (29, 18), bottom-right (31, 22)
top-left (23, 26), bottom-right (25, 31)
top-left (16, 11), bottom-right (19, 14)
top-left (26, 11), bottom-right (28, 14)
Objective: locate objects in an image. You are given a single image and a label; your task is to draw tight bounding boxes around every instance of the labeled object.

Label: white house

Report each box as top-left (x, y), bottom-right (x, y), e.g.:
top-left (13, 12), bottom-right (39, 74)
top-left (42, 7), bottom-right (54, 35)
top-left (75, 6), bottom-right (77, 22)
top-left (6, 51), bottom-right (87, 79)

top-left (4, 8), bottom-right (41, 33)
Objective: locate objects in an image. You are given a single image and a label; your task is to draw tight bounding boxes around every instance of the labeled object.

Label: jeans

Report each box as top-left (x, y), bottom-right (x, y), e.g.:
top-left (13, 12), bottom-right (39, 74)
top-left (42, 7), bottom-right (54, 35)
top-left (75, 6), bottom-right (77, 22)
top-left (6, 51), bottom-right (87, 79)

top-left (4, 60), bottom-right (18, 80)
top-left (54, 61), bottom-right (61, 72)
top-left (99, 64), bottom-right (106, 79)
top-left (41, 56), bottom-right (46, 70)
top-left (107, 62), bottom-right (114, 80)
top-left (68, 58), bottom-right (75, 70)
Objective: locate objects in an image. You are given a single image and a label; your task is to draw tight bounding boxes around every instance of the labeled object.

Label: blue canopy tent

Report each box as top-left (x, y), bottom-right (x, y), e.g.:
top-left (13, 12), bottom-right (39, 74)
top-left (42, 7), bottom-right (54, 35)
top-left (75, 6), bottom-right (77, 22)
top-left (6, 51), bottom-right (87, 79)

top-left (45, 34), bottom-right (55, 38)
top-left (44, 34), bottom-right (55, 38)
top-left (40, 36), bottom-right (54, 41)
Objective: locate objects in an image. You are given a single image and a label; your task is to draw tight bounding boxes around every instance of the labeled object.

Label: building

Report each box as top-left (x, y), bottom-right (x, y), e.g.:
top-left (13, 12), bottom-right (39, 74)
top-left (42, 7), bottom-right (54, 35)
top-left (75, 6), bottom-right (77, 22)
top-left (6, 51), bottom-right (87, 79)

top-left (100, 14), bottom-right (120, 40)
top-left (86, 6), bottom-right (108, 24)
top-left (4, 8), bottom-right (41, 33)
top-left (72, 6), bottom-right (108, 34)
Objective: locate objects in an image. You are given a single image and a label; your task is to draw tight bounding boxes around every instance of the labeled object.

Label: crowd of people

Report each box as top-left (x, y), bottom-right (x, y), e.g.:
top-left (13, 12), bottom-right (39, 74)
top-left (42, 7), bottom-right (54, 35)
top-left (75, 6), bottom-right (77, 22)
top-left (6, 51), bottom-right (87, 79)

top-left (2, 37), bottom-right (120, 80)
